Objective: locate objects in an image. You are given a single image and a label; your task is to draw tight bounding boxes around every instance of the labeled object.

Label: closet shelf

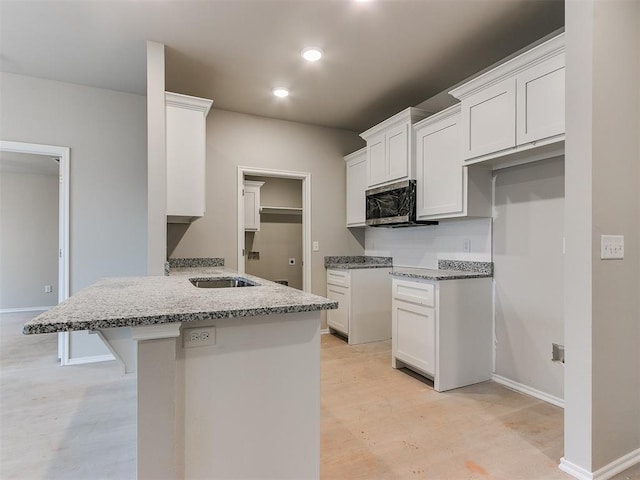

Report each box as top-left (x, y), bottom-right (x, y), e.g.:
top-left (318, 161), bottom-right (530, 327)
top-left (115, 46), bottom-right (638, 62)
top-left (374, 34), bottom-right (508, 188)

top-left (260, 206), bottom-right (303, 215)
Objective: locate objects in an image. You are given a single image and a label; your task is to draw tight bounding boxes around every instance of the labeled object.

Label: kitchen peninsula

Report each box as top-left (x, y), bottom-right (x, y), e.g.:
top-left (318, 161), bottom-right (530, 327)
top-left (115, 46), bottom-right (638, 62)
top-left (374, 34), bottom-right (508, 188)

top-left (24, 266), bottom-right (336, 480)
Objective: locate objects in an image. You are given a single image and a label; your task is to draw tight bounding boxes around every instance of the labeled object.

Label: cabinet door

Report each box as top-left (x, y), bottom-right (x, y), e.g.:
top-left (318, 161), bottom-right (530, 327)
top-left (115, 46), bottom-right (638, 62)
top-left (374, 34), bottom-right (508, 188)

top-left (243, 184), bottom-right (261, 231)
top-left (461, 78), bottom-right (516, 160)
top-left (386, 122), bottom-right (409, 182)
top-left (166, 105), bottom-right (206, 217)
top-left (392, 300), bottom-right (435, 376)
top-left (516, 54), bottom-right (565, 145)
top-left (366, 132), bottom-right (386, 187)
top-left (346, 154), bottom-right (367, 226)
top-left (327, 284), bottom-right (349, 335)
top-left (415, 114), bottom-right (463, 218)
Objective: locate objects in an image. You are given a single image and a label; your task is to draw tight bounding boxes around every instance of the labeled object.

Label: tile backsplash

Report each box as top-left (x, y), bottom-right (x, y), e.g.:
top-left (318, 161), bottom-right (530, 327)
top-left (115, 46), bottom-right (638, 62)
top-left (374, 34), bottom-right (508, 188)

top-left (365, 217), bottom-right (492, 268)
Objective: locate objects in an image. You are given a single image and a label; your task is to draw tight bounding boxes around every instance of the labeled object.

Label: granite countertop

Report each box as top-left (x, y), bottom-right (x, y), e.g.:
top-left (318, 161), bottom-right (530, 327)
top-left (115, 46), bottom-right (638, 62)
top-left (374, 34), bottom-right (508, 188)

top-left (324, 256), bottom-right (392, 269)
top-left (23, 267), bottom-right (337, 335)
top-left (391, 260), bottom-right (493, 281)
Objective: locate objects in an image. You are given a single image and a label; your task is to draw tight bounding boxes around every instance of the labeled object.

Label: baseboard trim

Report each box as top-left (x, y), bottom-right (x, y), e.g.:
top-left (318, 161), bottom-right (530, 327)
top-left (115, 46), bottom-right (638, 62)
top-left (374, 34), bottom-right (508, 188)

top-left (0, 306), bottom-right (54, 314)
top-left (320, 328), bottom-right (330, 335)
top-left (492, 374), bottom-right (564, 408)
top-left (559, 458), bottom-right (592, 480)
top-left (560, 449), bottom-right (640, 480)
top-left (64, 354), bottom-right (115, 366)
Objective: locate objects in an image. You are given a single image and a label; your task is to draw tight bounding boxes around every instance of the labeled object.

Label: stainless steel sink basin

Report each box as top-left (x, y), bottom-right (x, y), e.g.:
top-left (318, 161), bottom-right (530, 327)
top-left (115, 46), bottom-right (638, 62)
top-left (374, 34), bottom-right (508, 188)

top-left (189, 277), bottom-right (258, 288)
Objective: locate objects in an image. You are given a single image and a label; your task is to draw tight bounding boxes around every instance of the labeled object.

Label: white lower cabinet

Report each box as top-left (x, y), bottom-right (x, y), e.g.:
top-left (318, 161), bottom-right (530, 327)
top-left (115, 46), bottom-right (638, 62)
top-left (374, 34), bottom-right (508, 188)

top-left (326, 268), bottom-right (392, 345)
top-left (326, 283), bottom-right (350, 334)
top-left (393, 301), bottom-right (435, 376)
top-left (392, 276), bottom-right (493, 392)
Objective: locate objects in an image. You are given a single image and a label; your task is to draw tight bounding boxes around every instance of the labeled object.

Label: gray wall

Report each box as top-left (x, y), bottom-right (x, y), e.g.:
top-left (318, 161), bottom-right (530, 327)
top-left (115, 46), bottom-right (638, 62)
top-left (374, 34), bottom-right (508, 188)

top-left (0, 72), bottom-right (148, 358)
top-left (564, 0), bottom-right (640, 472)
top-left (0, 170), bottom-right (58, 309)
top-left (244, 176), bottom-right (303, 290)
top-left (169, 109), bottom-right (365, 325)
top-left (493, 157), bottom-right (564, 401)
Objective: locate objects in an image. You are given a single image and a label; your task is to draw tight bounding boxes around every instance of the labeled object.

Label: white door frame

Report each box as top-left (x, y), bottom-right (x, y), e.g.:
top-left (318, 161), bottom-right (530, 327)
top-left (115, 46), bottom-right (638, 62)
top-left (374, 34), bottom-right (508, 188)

top-left (0, 140), bottom-right (70, 360)
top-left (237, 166), bottom-right (311, 292)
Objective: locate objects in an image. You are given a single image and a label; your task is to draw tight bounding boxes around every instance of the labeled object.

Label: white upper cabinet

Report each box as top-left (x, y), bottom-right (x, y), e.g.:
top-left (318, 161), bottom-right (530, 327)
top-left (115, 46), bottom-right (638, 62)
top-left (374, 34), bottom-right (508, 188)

top-left (165, 92), bottom-right (213, 223)
top-left (450, 33), bottom-right (565, 165)
top-left (415, 106), bottom-right (464, 218)
top-left (243, 181), bottom-right (264, 231)
top-left (360, 107), bottom-right (430, 188)
top-left (516, 53), bottom-right (565, 145)
top-left (414, 105), bottom-right (492, 220)
top-left (344, 148), bottom-right (367, 227)
top-left (460, 78), bottom-right (517, 160)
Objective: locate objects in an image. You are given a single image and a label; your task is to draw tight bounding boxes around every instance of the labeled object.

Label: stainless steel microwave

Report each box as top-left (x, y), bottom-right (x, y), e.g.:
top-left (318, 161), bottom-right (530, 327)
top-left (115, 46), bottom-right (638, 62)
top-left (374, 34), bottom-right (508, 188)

top-left (365, 179), bottom-right (437, 227)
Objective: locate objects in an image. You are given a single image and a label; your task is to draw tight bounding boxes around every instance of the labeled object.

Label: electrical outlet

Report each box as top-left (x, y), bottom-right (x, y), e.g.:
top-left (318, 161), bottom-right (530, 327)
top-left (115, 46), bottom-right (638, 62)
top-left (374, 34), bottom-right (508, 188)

top-left (288, 258), bottom-right (296, 265)
top-left (183, 326), bottom-right (216, 348)
top-left (312, 241), bottom-right (319, 252)
top-left (44, 285), bottom-right (52, 293)
top-left (601, 235), bottom-right (624, 260)
top-left (463, 239), bottom-right (471, 253)
top-left (552, 343), bottom-right (565, 363)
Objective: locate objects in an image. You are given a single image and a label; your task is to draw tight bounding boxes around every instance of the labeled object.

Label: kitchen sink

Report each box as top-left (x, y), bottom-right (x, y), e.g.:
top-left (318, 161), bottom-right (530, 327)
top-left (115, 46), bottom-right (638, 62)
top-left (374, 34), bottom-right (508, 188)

top-left (189, 277), bottom-right (258, 288)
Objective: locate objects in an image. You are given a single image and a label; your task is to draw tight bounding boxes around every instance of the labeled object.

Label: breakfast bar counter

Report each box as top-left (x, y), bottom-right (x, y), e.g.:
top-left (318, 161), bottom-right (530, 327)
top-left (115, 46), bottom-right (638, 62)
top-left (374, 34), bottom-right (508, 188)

top-left (24, 268), bottom-right (335, 480)
top-left (23, 268), bottom-right (336, 334)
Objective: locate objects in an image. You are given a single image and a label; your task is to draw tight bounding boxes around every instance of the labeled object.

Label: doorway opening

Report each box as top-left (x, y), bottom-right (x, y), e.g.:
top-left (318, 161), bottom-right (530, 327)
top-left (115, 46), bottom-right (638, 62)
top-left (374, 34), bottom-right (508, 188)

top-left (236, 167), bottom-right (311, 292)
top-left (0, 140), bottom-right (70, 361)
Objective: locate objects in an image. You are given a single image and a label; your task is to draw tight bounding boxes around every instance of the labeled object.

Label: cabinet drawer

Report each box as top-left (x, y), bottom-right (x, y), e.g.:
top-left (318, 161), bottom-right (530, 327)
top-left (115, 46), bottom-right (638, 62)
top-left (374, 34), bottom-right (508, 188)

top-left (327, 269), bottom-right (350, 287)
top-left (393, 279), bottom-right (434, 307)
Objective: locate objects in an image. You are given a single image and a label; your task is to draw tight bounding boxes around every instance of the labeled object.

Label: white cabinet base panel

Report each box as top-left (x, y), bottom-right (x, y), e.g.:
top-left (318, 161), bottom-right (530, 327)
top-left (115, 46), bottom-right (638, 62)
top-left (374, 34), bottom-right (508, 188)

top-left (392, 277), bottom-right (492, 392)
top-left (326, 268), bottom-right (392, 345)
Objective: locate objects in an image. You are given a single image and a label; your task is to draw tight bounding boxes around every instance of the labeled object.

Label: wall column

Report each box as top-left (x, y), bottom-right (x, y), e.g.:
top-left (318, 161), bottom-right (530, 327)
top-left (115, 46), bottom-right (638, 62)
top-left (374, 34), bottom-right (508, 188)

top-left (562, 0), bottom-right (640, 477)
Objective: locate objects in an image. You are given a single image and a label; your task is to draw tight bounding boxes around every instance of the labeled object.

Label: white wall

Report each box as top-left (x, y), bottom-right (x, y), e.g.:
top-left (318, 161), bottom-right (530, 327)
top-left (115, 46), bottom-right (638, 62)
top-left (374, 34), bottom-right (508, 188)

top-left (365, 218), bottom-right (492, 267)
top-left (168, 109), bottom-right (365, 326)
top-left (564, 0), bottom-right (640, 474)
top-left (493, 157), bottom-right (564, 402)
top-left (0, 72), bottom-right (148, 358)
top-left (0, 171), bottom-right (58, 309)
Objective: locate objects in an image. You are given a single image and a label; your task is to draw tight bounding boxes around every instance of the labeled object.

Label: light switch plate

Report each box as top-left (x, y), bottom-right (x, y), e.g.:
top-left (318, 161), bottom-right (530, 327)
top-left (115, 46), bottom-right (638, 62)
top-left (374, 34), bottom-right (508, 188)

top-left (601, 235), bottom-right (624, 260)
top-left (312, 241), bottom-right (319, 252)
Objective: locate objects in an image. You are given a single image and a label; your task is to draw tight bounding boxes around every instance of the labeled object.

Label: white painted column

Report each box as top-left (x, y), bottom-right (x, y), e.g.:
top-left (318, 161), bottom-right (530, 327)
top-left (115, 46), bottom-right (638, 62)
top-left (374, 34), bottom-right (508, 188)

top-left (563, 1), bottom-right (640, 478)
top-left (131, 323), bottom-right (182, 480)
top-left (147, 40), bottom-right (167, 276)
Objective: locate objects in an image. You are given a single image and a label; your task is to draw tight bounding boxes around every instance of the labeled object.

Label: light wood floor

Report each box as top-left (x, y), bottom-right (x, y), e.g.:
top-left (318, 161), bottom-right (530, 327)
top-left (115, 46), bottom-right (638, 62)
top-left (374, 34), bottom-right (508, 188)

top-left (2, 312), bottom-right (638, 479)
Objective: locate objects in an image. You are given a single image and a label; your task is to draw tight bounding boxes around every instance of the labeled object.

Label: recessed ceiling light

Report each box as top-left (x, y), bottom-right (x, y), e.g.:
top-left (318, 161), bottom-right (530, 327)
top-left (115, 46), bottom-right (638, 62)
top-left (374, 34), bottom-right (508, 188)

top-left (301, 47), bottom-right (323, 62)
top-left (272, 87), bottom-right (289, 98)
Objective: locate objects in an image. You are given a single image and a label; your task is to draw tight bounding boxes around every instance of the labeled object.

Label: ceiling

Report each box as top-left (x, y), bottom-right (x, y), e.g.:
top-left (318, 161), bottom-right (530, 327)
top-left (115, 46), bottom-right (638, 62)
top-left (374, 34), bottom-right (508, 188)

top-left (0, 0), bottom-right (564, 132)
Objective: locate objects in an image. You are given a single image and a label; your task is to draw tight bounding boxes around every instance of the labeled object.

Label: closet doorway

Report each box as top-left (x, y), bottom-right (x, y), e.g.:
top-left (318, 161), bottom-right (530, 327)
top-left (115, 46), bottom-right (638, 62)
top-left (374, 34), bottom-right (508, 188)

top-left (236, 167), bottom-right (311, 292)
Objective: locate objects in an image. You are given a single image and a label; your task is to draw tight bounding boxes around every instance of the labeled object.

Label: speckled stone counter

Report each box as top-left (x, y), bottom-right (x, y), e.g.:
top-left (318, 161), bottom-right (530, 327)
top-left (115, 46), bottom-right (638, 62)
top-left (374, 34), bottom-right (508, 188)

top-left (168, 257), bottom-right (225, 268)
top-left (23, 268), bottom-right (336, 335)
top-left (324, 255), bottom-right (392, 269)
top-left (391, 260), bottom-right (493, 281)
